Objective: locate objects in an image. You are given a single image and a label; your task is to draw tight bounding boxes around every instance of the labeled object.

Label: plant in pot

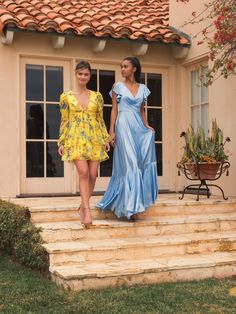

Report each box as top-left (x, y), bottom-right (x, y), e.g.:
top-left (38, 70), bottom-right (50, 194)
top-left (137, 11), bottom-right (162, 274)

top-left (178, 119), bottom-right (231, 180)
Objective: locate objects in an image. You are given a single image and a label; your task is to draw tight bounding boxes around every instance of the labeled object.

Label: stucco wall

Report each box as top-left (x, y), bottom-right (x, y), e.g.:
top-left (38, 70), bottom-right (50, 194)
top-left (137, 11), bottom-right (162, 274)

top-left (0, 42), bottom-right (19, 198)
top-left (170, 0), bottom-right (236, 196)
top-left (169, 0), bottom-right (209, 59)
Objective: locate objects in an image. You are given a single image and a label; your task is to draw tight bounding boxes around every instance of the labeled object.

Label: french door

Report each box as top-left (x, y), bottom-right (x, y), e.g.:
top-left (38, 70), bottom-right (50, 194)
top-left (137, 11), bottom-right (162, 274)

top-left (20, 58), bottom-right (72, 194)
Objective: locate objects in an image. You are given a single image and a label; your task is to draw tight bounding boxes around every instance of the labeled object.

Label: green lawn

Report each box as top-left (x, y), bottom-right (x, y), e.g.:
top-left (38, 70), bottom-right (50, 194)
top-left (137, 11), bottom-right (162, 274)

top-left (0, 251), bottom-right (235, 314)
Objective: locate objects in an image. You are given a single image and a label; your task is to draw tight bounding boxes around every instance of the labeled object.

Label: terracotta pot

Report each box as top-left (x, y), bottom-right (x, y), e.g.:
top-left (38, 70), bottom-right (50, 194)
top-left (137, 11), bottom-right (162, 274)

top-left (185, 162), bottom-right (221, 180)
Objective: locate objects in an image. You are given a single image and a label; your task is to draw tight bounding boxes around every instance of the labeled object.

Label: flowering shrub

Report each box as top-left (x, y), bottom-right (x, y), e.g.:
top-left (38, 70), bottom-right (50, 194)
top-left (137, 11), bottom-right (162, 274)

top-left (177, 0), bottom-right (236, 85)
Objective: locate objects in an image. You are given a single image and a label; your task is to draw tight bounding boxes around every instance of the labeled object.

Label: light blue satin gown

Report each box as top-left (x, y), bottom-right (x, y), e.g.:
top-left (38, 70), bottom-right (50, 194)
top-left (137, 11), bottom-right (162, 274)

top-left (97, 82), bottom-right (158, 219)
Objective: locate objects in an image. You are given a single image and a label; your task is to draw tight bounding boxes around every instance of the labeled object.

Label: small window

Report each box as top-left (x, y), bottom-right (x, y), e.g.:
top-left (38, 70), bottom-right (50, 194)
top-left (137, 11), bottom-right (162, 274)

top-left (190, 66), bottom-right (209, 134)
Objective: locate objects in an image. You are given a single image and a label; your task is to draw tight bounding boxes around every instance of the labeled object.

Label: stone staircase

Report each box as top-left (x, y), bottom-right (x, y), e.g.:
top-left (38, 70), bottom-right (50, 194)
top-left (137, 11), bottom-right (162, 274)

top-left (11, 195), bottom-right (236, 291)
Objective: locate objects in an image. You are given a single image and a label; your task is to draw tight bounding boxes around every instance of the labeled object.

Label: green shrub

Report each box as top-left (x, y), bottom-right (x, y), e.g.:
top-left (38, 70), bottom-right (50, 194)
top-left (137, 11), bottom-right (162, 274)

top-left (0, 200), bottom-right (49, 271)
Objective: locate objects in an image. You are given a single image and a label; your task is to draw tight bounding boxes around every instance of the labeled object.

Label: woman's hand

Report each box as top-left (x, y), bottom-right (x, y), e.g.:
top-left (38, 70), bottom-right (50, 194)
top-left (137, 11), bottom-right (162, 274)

top-left (58, 145), bottom-right (64, 156)
top-left (104, 142), bottom-right (110, 152)
top-left (109, 132), bottom-right (116, 147)
top-left (146, 125), bottom-right (155, 132)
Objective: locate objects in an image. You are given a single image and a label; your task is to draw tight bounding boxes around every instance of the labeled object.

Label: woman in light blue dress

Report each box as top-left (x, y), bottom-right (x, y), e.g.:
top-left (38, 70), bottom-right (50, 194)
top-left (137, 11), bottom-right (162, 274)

top-left (97, 57), bottom-right (158, 219)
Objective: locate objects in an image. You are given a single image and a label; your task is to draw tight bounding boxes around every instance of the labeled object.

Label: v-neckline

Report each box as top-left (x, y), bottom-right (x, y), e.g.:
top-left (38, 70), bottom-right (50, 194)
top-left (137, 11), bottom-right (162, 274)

top-left (71, 90), bottom-right (91, 111)
top-left (121, 82), bottom-right (141, 98)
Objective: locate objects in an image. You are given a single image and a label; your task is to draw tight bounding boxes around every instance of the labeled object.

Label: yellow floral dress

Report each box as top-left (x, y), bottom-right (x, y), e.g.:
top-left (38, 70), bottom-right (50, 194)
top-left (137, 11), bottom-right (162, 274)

top-left (57, 90), bottom-right (110, 161)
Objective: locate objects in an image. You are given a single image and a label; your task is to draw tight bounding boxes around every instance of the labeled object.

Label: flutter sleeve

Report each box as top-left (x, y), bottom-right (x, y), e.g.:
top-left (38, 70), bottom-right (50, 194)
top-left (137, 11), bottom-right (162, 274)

top-left (143, 85), bottom-right (151, 102)
top-left (109, 82), bottom-right (122, 103)
top-left (96, 92), bottom-right (110, 143)
top-left (57, 92), bottom-right (69, 147)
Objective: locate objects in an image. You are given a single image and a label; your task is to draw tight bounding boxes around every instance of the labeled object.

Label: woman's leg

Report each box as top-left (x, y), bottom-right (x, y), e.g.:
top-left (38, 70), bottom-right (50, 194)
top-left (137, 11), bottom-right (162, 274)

top-left (88, 160), bottom-right (100, 197)
top-left (74, 160), bottom-right (92, 224)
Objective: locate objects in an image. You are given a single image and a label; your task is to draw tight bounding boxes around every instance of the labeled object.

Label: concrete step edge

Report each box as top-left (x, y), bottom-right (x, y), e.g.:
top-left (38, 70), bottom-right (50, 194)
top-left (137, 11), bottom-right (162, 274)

top-left (29, 200), bottom-right (236, 213)
top-left (50, 252), bottom-right (236, 280)
top-left (36, 213), bottom-right (236, 230)
top-left (43, 231), bottom-right (236, 253)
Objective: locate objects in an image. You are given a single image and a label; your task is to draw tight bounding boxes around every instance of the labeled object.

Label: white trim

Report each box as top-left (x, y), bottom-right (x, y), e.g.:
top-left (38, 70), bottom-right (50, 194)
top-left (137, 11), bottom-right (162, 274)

top-left (17, 52), bottom-right (173, 69)
top-left (16, 53), bottom-right (21, 196)
top-left (19, 57), bottom-right (73, 194)
top-left (181, 52), bottom-right (209, 67)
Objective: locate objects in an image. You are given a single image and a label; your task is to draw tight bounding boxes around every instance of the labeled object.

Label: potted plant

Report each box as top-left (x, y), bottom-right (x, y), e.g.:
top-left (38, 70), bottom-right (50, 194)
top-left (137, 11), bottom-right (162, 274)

top-left (178, 119), bottom-right (231, 180)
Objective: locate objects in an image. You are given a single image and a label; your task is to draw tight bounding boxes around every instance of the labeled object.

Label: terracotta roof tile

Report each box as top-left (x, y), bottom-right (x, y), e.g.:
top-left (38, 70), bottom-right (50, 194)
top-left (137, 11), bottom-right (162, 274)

top-left (0, 0), bottom-right (190, 45)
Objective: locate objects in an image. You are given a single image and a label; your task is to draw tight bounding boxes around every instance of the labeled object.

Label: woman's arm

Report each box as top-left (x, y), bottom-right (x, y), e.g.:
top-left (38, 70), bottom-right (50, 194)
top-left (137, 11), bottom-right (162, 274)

top-left (58, 93), bottom-right (69, 156)
top-left (109, 91), bottom-right (118, 145)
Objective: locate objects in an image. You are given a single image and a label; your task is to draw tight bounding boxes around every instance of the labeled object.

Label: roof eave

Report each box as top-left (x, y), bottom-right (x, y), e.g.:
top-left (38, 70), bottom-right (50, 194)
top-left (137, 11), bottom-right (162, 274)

top-left (2, 24), bottom-right (190, 45)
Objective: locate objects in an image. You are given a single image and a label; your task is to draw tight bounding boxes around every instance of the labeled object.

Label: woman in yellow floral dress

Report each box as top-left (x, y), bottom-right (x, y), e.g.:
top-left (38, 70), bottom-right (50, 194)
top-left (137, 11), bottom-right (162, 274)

top-left (58, 61), bottom-right (110, 225)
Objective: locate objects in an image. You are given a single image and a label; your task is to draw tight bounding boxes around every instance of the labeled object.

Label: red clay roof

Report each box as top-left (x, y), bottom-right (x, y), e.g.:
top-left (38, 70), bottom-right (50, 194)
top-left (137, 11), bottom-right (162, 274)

top-left (0, 0), bottom-right (190, 44)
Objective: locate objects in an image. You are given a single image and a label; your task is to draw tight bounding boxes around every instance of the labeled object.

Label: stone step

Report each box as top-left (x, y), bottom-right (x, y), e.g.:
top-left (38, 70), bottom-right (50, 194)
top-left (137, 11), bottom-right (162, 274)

top-left (44, 231), bottom-right (236, 267)
top-left (28, 198), bottom-right (236, 223)
top-left (50, 251), bottom-right (236, 291)
top-left (36, 212), bottom-right (236, 243)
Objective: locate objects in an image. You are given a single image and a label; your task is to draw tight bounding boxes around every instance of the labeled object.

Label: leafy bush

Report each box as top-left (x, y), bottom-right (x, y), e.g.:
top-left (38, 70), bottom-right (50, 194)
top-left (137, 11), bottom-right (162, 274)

top-left (0, 200), bottom-right (48, 271)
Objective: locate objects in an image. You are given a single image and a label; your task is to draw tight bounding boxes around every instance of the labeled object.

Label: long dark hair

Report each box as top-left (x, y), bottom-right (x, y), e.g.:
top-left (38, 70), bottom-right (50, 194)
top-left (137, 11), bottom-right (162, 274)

top-left (75, 60), bottom-right (92, 73)
top-left (123, 56), bottom-right (141, 83)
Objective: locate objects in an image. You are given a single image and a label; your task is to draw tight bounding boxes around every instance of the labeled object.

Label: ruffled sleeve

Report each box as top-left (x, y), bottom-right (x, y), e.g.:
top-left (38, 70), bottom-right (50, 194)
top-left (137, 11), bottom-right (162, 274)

top-left (109, 82), bottom-right (122, 103)
top-left (143, 85), bottom-right (151, 102)
top-left (96, 92), bottom-right (110, 143)
top-left (57, 92), bottom-right (69, 147)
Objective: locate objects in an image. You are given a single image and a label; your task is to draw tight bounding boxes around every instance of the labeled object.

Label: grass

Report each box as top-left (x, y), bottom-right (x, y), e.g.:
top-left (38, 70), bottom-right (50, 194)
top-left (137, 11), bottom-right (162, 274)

top-left (0, 251), bottom-right (236, 314)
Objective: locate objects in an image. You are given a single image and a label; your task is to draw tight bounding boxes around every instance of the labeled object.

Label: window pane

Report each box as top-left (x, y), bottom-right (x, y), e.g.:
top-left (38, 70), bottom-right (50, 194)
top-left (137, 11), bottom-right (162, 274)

top-left (191, 70), bottom-right (200, 105)
top-left (103, 106), bottom-right (111, 130)
top-left (147, 73), bottom-right (162, 107)
top-left (201, 67), bottom-right (209, 103)
top-left (46, 104), bottom-right (60, 139)
top-left (26, 103), bottom-right (44, 139)
top-left (46, 142), bottom-right (64, 177)
top-left (46, 66), bottom-right (63, 102)
top-left (155, 143), bottom-right (162, 176)
top-left (201, 103), bottom-right (209, 135)
top-left (26, 64), bottom-right (44, 101)
top-left (191, 106), bottom-right (200, 130)
top-left (147, 108), bottom-right (162, 141)
top-left (26, 142), bottom-right (44, 177)
top-left (99, 70), bottom-right (115, 104)
top-left (100, 148), bottom-right (113, 177)
top-left (87, 69), bottom-right (97, 91)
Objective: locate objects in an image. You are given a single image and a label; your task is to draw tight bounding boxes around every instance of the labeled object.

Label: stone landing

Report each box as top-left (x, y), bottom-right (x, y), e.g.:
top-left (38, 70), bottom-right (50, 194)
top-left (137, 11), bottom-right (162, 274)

top-left (10, 194), bottom-right (236, 291)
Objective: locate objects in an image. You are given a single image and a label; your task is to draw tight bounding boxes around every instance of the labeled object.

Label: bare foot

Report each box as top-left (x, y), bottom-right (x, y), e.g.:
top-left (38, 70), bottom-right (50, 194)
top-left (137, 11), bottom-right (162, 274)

top-left (130, 214), bottom-right (139, 221)
top-left (78, 205), bottom-right (85, 223)
top-left (83, 207), bottom-right (92, 225)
